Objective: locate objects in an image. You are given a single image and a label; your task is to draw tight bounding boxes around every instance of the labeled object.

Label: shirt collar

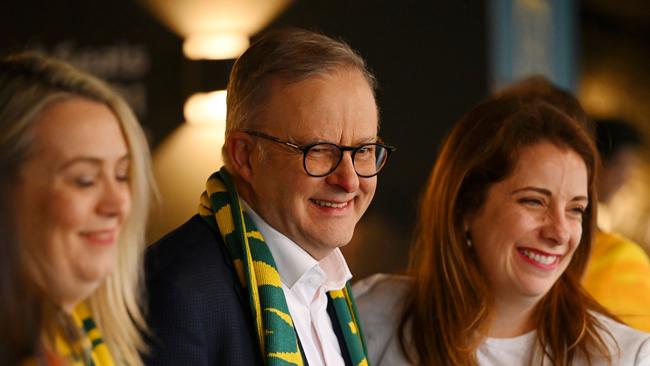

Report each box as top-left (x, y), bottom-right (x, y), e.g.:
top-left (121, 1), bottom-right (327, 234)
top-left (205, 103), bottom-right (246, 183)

top-left (241, 199), bottom-right (352, 290)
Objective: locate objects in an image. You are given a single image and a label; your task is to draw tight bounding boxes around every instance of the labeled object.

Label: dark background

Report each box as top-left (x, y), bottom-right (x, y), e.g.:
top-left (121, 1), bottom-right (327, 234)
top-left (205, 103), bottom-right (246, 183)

top-left (1, 0), bottom-right (648, 277)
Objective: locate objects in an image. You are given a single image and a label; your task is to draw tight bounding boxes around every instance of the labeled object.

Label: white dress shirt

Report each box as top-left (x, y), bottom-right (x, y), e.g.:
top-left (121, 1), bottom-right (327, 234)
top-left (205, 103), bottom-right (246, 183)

top-left (242, 200), bottom-right (352, 366)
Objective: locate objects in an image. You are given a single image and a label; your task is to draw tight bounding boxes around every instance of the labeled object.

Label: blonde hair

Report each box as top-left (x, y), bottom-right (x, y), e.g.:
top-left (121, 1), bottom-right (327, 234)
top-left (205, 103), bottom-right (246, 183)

top-left (0, 53), bottom-right (156, 366)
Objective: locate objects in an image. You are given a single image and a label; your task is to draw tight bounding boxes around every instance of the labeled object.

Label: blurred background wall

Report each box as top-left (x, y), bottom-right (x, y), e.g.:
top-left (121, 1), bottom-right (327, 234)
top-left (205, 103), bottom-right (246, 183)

top-left (1, 0), bottom-right (648, 279)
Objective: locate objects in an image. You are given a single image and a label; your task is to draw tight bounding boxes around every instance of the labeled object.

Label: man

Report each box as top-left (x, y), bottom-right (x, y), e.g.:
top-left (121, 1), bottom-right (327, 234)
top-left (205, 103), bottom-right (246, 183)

top-left (145, 28), bottom-right (394, 365)
top-left (594, 118), bottom-right (643, 208)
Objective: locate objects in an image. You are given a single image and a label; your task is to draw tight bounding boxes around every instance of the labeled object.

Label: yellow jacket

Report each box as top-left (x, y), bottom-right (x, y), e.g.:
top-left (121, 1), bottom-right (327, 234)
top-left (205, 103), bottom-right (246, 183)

top-left (583, 231), bottom-right (650, 332)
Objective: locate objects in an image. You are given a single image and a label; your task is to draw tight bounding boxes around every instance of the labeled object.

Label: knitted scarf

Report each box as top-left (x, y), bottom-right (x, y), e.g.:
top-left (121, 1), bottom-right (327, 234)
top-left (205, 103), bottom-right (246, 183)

top-left (198, 168), bottom-right (369, 366)
top-left (53, 302), bottom-right (114, 366)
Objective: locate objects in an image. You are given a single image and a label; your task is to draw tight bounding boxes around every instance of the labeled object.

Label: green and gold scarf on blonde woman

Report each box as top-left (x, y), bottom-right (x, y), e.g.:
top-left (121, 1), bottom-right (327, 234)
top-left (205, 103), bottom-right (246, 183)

top-left (198, 167), bottom-right (369, 366)
top-left (53, 302), bottom-right (113, 366)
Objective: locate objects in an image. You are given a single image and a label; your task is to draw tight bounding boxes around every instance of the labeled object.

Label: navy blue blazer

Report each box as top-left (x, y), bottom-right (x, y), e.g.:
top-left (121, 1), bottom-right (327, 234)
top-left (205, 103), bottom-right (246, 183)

top-left (144, 214), bottom-right (353, 366)
top-left (144, 214), bottom-right (263, 365)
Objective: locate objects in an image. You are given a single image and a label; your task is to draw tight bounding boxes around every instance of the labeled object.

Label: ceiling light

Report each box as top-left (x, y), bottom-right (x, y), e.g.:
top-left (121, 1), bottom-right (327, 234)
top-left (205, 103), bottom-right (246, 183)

top-left (184, 90), bottom-right (227, 126)
top-left (183, 32), bottom-right (250, 60)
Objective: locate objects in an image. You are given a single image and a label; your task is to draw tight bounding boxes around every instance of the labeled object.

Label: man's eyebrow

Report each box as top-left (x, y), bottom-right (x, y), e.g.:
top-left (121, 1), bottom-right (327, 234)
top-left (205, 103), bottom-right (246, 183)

top-left (298, 135), bottom-right (378, 145)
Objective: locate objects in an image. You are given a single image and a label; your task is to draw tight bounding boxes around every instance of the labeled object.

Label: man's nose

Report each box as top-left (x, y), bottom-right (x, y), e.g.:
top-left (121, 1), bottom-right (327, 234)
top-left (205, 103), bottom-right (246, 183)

top-left (325, 152), bottom-right (360, 193)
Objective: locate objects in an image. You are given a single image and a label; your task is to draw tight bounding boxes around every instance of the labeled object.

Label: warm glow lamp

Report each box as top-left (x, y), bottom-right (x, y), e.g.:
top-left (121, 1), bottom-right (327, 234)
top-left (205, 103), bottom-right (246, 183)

top-left (139, 0), bottom-right (293, 60)
top-left (183, 90), bottom-right (228, 126)
top-left (183, 33), bottom-right (250, 60)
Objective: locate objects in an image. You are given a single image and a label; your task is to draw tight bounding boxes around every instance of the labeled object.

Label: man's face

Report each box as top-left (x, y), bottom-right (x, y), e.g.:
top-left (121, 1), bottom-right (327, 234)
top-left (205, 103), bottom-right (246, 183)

top-left (245, 67), bottom-right (378, 260)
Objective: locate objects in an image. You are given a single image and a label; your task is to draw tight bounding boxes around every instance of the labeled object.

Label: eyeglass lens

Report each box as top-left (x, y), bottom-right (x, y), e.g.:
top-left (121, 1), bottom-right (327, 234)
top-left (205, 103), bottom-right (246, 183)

top-left (304, 143), bottom-right (388, 177)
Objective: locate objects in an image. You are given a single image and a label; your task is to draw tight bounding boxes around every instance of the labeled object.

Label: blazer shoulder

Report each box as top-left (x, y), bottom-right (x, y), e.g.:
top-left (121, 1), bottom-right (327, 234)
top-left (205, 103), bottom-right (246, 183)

top-left (145, 214), bottom-right (232, 284)
top-left (144, 215), bottom-right (261, 365)
top-left (148, 214), bottom-right (216, 253)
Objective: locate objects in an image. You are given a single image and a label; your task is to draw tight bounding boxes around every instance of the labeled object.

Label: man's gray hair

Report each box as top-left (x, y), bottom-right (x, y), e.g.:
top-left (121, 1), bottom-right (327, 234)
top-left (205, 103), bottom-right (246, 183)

top-left (222, 27), bottom-right (376, 166)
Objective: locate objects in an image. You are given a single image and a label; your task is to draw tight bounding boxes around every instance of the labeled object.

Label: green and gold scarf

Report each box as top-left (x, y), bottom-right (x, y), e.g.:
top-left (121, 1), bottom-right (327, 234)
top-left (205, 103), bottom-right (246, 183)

top-left (54, 302), bottom-right (114, 366)
top-left (198, 167), bottom-right (369, 366)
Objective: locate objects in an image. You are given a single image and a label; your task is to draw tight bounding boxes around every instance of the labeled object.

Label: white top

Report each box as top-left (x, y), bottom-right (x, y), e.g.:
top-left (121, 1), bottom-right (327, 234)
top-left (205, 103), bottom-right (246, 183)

top-left (243, 201), bottom-right (352, 366)
top-left (353, 274), bottom-right (650, 366)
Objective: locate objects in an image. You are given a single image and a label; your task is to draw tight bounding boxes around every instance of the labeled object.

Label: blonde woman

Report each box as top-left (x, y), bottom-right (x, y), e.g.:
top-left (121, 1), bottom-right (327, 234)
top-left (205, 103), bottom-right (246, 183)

top-left (0, 53), bottom-right (155, 365)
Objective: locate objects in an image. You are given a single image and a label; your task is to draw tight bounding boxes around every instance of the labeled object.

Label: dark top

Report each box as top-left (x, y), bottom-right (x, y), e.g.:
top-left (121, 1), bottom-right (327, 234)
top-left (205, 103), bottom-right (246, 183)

top-left (144, 214), bottom-right (262, 365)
top-left (144, 214), bottom-right (353, 366)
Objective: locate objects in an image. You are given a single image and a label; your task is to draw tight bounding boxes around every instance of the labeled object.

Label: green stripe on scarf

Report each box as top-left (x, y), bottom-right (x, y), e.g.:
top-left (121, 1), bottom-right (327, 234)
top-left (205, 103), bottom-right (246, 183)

top-left (198, 168), bottom-right (369, 366)
top-left (55, 302), bottom-right (114, 366)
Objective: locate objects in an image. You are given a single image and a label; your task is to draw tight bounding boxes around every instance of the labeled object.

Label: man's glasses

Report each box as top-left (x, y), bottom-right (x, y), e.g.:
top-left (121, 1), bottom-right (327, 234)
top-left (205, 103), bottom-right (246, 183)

top-left (244, 130), bottom-right (396, 177)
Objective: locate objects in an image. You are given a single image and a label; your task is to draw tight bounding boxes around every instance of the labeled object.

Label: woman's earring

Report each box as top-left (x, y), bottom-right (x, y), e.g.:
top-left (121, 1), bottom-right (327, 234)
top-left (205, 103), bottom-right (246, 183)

top-left (465, 232), bottom-right (473, 247)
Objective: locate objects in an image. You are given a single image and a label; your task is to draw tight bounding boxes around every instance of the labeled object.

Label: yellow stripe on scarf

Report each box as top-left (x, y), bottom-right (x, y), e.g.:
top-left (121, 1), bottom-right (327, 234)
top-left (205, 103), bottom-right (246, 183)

top-left (247, 230), bottom-right (264, 241)
top-left (266, 308), bottom-right (294, 326)
top-left (254, 260), bottom-right (283, 288)
top-left (216, 205), bottom-right (235, 236)
top-left (54, 303), bottom-right (115, 366)
top-left (270, 351), bottom-right (304, 364)
top-left (207, 176), bottom-right (227, 195)
top-left (198, 192), bottom-right (213, 216)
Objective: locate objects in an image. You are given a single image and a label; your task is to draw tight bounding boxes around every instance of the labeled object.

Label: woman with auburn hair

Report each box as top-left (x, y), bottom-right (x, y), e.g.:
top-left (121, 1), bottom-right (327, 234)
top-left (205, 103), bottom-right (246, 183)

top-left (0, 53), bottom-right (155, 365)
top-left (354, 95), bottom-right (650, 365)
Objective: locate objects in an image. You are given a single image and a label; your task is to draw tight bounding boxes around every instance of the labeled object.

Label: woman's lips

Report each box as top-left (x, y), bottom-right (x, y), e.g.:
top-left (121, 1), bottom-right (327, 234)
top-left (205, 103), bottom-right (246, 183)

top-left (80, 229), bottom-right (117, 245)
top-left (516, 247), bottom-right (562, 269)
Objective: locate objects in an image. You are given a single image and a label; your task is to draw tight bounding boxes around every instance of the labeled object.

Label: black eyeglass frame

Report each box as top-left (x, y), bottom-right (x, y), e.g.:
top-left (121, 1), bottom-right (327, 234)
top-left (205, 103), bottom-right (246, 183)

top-left (243, 130), bottom-right (396, 178)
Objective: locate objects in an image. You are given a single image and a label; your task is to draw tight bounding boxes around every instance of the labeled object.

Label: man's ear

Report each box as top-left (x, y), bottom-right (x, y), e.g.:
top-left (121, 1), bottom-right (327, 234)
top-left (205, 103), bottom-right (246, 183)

top-left (226, 131), bottom-right (255, 184)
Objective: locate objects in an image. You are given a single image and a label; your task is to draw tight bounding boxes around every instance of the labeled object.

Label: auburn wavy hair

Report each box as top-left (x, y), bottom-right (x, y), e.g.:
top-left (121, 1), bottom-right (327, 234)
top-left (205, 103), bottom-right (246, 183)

top-left (400, 95), bottom-right (616, 365)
